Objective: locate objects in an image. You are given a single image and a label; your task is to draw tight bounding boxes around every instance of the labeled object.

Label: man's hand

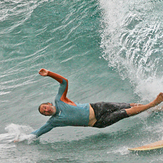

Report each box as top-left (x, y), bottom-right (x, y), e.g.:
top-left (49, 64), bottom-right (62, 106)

top-left (39, 68), bottom-right (49, 76)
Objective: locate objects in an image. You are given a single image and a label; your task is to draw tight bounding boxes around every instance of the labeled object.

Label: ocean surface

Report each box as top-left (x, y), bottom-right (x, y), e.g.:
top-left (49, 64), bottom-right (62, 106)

top-left (0, 0), bottom-right (163, 162)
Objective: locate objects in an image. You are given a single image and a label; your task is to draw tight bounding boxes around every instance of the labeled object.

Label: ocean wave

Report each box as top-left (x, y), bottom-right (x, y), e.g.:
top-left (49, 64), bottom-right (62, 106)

top-left (100, 0), bottom-right (163, 101)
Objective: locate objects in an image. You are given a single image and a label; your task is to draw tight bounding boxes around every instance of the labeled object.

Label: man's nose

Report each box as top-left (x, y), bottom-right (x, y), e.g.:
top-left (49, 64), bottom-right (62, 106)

top-left (44, 108), bottom-right (48, 111)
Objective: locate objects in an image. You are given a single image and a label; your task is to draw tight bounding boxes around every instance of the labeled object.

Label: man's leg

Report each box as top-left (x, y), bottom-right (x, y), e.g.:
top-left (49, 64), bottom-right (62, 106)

top-left (130, 103), bottom-right (143, 107)
top-left (126, 92), bottom-right (163, 116)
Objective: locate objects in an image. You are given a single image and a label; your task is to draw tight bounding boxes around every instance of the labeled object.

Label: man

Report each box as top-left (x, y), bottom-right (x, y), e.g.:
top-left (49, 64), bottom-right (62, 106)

top-left (31, 68), bottom-right (163, 138)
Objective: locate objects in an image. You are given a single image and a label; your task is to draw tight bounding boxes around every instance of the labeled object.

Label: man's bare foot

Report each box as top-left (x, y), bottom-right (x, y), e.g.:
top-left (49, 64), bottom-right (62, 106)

top-left (152, 92), bottom-right (163, 106)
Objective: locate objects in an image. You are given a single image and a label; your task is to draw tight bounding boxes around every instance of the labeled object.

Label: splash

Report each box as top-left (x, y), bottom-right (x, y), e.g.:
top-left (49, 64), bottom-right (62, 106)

top-left (99, 0), bottom-right (163, 102)
top-left (107, 146), bottom-right (130, 155)
top-left (0, 123), bottom-right (36, 144)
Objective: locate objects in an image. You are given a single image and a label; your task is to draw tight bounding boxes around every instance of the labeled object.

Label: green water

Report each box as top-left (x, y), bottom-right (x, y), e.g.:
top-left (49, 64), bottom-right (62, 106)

top-left (1, 0), bottom-right (163, 162)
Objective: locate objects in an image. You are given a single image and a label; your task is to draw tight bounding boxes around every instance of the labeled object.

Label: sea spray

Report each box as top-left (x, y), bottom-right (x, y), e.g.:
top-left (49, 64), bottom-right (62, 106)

top-left (0, 123), bottom-right (37, 144)
top-left (99, 0), bottom-right (163, 102)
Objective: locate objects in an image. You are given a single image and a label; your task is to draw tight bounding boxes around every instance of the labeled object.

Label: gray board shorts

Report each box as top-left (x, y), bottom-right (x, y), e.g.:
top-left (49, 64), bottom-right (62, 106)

top-left (90, 102), bottom-right (131, 128)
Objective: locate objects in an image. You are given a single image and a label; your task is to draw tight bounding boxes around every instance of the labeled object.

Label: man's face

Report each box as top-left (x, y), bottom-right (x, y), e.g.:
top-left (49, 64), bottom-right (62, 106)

top-left (40, 103), bottom-right (54, 116)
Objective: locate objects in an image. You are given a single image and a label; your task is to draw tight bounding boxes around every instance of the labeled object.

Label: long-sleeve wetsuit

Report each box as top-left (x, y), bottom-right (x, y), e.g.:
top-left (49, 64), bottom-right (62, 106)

top-left (31, 71), bottom-right (90, 138)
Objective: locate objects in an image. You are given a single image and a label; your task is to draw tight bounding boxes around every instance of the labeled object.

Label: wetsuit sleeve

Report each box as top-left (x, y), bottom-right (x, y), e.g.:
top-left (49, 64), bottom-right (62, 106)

top-left (47, 71), bottom-right (68, 84)
top-left (47, 71), bottom-right (68, 101)
top-left (31, 122), bottom-right (53, 138)
top-left (48, 71), bottom-right (76, 105)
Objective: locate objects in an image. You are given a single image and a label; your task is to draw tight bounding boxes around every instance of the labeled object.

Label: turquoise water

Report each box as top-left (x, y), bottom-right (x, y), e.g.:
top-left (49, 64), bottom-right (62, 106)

top-left (0, 0), bottom-right (163, 162)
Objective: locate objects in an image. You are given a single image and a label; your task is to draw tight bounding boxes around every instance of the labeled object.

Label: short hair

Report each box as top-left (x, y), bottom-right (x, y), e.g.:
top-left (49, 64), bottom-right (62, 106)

top-left (38, 102), bottom-right (51, 115)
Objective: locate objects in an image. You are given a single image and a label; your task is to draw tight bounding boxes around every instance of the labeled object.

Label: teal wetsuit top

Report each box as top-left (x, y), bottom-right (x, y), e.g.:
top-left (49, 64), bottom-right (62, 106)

top-left (31, 78), bottom-right (90, 138)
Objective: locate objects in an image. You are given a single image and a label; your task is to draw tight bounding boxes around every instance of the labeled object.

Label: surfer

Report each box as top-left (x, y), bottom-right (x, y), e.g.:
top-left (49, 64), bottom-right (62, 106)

top-left (31, 68), bottom-right (163, 138)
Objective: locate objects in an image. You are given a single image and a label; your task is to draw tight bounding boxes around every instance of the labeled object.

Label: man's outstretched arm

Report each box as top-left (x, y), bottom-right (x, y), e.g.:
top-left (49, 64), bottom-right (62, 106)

top-left (31, 122), bottom-right (54, 138)
top-left (39, 68), bottom-right (68, 100)
top-left (39, 68), bottom-right (68, 84)
top-left (39, 68), bottom-right (76, 105)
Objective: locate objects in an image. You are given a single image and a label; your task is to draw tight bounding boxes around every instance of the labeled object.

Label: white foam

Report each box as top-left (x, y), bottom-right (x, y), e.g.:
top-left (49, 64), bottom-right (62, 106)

top-left (99, 0), bottom-right (163, 102)
top-left (107, 146), bottom-right (130, 155)
top-left (0, 123), bottom-right (36, 144)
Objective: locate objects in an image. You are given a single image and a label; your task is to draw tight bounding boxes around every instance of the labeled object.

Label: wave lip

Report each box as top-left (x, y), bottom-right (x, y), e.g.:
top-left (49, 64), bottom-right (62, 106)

top-left (100, 0), bottom-right (163, 101)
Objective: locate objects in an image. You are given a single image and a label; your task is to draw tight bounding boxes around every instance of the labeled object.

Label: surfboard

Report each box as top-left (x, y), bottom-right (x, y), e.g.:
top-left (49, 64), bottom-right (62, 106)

top-left (129, 140), bottom-right (163, 151)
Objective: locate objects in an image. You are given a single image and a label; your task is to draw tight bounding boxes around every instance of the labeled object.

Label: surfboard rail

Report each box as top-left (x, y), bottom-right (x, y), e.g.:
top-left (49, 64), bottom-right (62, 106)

top-left (128, 140), bottom-right (163, 151)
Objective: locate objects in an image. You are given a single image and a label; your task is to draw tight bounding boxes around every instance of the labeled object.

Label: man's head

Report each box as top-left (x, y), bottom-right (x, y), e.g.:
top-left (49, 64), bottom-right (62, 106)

top-left (38, 102), bottom-right (56, 116)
